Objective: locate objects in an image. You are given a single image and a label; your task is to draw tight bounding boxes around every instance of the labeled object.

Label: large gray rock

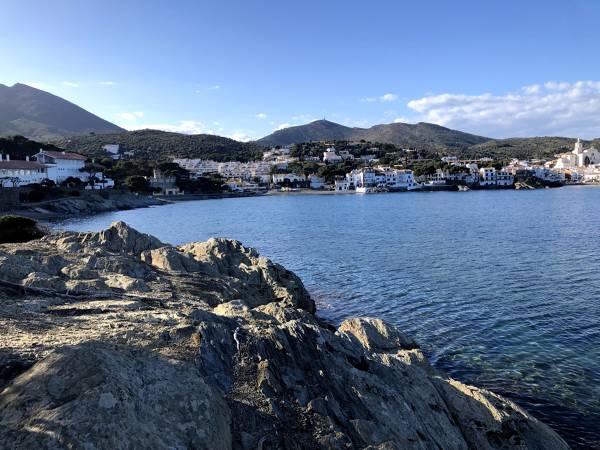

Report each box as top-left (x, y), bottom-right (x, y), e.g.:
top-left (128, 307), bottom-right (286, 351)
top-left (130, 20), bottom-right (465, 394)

top-left (0, 343), bottom-right (231, 450)
top-left (0, 223), bottom-right (570, 450)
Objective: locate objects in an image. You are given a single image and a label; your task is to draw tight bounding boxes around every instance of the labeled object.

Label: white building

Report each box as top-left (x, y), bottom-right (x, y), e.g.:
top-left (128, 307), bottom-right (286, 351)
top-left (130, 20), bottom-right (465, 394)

top-left (323, 148), bottom-right (342, 163)
top-left (0, 155), bottom-right (49, 187)
top-left (334, 178), bottom-right (351, 191)
top-left (533, 167), bottom-right (565, 183)
top-left (496, 170), bottom-right (514, 186)
top-left (173, 159), bottom-right (271, 182)
top-left (34, 150), bottom-right (87, 183)
top-left (479, 167), bottom-right (496, 186)
top-left (554, 139), bottom-right (600, 169)
top-left (271, 173), bottom-right (306, 185)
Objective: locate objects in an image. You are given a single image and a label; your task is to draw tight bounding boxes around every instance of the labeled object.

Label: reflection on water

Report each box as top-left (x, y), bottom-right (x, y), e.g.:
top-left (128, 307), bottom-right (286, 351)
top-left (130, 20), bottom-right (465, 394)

top-left (55, 187), bottom-right (600, 449)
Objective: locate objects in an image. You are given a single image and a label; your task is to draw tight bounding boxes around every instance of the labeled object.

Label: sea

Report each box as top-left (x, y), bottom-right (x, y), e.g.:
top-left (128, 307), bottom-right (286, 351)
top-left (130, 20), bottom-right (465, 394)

top-left (53, 187), bottom-right (600, 449)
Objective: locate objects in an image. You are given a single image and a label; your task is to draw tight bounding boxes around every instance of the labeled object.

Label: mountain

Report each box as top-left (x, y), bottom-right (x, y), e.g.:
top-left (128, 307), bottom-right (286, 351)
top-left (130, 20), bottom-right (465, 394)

top-left (54, 129), bottom-right (265, 162)
top-left (256, 119), bottom-right (490, 149)
top-left (0, 83), bottom-right (124, 140)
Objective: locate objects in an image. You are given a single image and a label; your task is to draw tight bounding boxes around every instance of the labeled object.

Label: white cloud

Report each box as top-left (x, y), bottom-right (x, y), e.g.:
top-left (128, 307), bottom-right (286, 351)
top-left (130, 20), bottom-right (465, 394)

top-left (361, 93), bottom-right (398, 103)
top-left (119, 111), bottom-right (144, 121)
top-left (62, 81), bottom-right (80, 88)
top-left (380, 93), bottom-right (398, 102)
top-left (275, 123), bottom-right (291, 131)
top-left (211, 85), bottom-right (221, 90)
top-left (406, 81), bottom-right (600, 138)
top-left (123, 120), bottom-right (208, 135)
top-left (522, 84), bottom-right (540, 94)
top-left (393, 117), bottom-right (413, 124)
top-left (229, 131), bottom-right (256, 142)
top-left (255, 113), bottom-right (267, 119)
top-left (99, 81), bottom-right (116, 86)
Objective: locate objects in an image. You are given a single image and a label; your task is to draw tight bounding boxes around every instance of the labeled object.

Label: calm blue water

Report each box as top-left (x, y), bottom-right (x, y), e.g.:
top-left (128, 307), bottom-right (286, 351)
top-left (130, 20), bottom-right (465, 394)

top-left (54, 188), bottom-right (600, 449)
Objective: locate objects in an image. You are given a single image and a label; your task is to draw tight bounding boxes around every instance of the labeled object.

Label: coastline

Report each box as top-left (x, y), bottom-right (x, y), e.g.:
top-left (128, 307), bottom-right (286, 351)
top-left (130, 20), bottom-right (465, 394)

top-left (4, 183), bottom-right (596, 224)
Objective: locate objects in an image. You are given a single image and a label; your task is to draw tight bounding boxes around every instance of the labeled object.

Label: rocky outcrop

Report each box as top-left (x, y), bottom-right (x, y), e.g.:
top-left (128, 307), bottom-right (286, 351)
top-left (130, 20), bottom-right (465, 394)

top-left (11, 192), bottom-right (162, 220)
top-left (0, 222), bottom-right (569, 449)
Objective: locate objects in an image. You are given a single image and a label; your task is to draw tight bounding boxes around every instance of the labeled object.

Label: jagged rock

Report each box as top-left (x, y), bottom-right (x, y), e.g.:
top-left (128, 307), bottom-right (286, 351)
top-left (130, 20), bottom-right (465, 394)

top-left (141, 246), bottom-right (202, 272)
top-left (81, 221), bottom-right (164, 254)
top-left (0, 343), bottom-right (231, 450)
top-left (337, 317), bottom-right (418, 351)
top-left (0, 223), bottom-right (570, 450)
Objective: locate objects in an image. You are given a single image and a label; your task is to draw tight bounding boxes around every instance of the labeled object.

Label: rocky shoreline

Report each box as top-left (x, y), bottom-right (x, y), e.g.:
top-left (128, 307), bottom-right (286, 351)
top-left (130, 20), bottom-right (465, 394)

top-left (0, 222), bottom-right (569, 449)
top-left (5, 192), bottom-right (164, 221)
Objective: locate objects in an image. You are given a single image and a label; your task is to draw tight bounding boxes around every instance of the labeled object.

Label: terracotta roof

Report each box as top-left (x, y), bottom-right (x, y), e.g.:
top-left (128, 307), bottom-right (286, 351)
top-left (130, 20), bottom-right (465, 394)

top-left (39, 150), bottom-right (87, 161)
top-left (0, 161), bottom-right (47, 170)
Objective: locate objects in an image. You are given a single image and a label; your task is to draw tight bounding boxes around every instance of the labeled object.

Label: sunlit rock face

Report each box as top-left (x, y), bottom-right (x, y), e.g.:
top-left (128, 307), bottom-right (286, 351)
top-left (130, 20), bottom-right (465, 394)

top-left (0, 222), bottom-right (568, 449)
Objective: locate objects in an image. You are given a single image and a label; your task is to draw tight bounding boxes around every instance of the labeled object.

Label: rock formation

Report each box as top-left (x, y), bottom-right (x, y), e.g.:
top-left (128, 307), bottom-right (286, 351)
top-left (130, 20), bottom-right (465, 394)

top-left (0, 222), bottom-right (569, 449)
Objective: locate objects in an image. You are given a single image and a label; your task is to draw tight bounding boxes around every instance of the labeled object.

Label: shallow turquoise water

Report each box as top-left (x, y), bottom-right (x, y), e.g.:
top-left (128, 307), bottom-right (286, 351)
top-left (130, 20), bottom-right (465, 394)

top-left (55, 187), bottom-right (600, 448)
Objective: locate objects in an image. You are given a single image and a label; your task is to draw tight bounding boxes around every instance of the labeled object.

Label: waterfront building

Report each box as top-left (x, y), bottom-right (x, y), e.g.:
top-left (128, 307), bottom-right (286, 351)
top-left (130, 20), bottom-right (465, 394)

top-left (496, 170), bottom-right (515, 186)
top-left (34, 150), bottom-right (87, 183)
top-left (271, 173), bottom-right (306, 186)
top-left (479, 167), bottom-right (496, 186)
top-left (334, 178), bottom-right (351, 191)
top-left (533, 167), bottom-right (565, 183)
top-left (0, 154), bottom-right (49, 187)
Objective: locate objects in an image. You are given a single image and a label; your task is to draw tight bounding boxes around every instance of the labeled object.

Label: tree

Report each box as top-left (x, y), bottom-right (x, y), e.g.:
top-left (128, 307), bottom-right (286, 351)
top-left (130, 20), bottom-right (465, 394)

top-left (123, 175), bottom-right (151, 194)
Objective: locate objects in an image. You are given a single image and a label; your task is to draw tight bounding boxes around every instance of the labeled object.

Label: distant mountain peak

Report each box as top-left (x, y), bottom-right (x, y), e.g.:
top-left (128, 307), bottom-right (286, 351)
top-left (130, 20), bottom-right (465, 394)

top-left (0, 83), bottom-right (124, 140)
top-left (256, 119), bottom-right (489, 148)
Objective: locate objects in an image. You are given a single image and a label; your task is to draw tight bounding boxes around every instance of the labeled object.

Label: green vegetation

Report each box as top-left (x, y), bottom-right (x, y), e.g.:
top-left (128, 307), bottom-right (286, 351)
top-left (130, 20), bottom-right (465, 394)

top-left (0, 135), bottom-right (63, 160)
top-left (0, 215), bottom-right (45, 243)
top-left (52, 129), bottom-right (265, 162)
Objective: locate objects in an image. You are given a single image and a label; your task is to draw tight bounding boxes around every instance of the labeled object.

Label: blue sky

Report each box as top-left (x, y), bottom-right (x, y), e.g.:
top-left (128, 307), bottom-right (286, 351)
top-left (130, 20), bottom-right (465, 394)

top-left (2, 0), bottom-right (600, 140)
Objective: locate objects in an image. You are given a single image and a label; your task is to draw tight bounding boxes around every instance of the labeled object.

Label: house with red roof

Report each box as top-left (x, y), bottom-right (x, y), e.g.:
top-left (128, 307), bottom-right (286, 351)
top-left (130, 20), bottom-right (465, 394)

top-left (0, 154), bottom-right (49, 187)
top-left (34, 150), bottom-right (87, 183)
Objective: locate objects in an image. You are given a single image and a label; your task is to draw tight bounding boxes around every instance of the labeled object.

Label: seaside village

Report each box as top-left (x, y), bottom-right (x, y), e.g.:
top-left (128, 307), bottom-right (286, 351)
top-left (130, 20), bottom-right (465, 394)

top-left (173, 138), bottom-right (600, 194)
top-left (1, 139), bottom-right (600, 195)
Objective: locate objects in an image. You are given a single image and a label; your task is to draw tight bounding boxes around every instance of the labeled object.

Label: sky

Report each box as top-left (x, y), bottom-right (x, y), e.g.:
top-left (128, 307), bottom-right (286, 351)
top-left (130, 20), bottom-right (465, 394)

top-left (2, 0), bottom-right (600, 140)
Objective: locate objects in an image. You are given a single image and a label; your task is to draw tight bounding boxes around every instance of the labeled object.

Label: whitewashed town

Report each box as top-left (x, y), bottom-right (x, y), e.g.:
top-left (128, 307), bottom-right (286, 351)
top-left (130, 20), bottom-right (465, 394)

top-left (1, 138), bottom-right (600, 196)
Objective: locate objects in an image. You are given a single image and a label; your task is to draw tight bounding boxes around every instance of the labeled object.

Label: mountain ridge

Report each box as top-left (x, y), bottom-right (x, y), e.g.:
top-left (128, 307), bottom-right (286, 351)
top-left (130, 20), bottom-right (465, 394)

top-left (256, 119), bottom-right (491, 149)
top-left (0, 83), bottom-right (124, 140)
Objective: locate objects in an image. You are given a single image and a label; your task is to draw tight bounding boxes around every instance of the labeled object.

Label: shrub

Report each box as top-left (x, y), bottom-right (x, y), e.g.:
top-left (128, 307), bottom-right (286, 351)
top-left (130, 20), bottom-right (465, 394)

top-left (0, 215), bottom-right (46, 244)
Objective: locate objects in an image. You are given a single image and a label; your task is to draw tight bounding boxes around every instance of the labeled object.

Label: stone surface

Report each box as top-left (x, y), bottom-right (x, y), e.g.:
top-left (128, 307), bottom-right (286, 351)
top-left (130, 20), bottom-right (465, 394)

top-left (0, 222), bottom-right (570, 449)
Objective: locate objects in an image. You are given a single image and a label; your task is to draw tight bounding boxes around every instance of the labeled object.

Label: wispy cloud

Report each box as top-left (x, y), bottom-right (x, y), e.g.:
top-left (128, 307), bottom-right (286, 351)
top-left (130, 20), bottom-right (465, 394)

top-left (255, 113), bottom-right (267, 119)
top-left (406, 80), bottom-right (600, 138)
top-left (98, 81), bottom-right (116, 86)
top-left (361, 93), bottom-right (398, 103)
top-left (119, 111), bottom-right (144, 121)
top-left (229, 130), bottom-right (257, 142)
top-left (124, 120), bottom-right (207, 134)
top-left (275, 123), bottom-right (291, 131)
top-left (62, 81), bottom-right (80, 88)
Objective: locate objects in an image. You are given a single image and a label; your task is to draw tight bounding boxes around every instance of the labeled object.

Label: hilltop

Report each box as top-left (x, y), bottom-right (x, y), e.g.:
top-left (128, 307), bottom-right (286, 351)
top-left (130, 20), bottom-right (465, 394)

top-left (0, 83), bottom-right (123, 140)
top-left (53, 129), bottom-right (265, 162)
top-left (256, 119), bottom-right (490, 149)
